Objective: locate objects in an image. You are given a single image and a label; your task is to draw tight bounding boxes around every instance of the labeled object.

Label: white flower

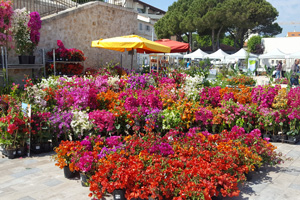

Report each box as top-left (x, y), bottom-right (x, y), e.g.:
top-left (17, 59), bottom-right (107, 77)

top-left (107, 76), bottom-right (120, 90)
top-left (71, 110), bottom-right (93, 136)
top-left (183, 75), bottom-right (204, 100)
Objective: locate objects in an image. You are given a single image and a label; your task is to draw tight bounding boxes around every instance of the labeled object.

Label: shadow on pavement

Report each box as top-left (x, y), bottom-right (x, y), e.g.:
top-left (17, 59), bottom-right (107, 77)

top-left (216, 165), bottom-right (282, 200)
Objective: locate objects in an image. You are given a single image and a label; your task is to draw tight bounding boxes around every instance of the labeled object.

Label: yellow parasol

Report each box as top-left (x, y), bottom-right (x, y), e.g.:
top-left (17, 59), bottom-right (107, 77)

top-left (91, 35), bottom-right (171, 69)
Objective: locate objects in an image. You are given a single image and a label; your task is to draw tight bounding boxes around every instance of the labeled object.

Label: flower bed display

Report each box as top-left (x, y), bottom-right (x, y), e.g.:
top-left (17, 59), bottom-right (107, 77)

top-left (274, 78), bottom-right (289, 84)
top-left (2, 69), bottom-right (299, 146)
top-left (0, 68), bottom-right (297, 199)
top-left (226, 75), bottom-right (256, 86)
top-left (52, 127), bottom-right (282, 200)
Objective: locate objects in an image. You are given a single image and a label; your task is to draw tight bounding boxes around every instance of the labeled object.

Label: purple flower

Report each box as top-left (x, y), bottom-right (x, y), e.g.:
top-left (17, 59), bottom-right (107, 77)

top-left (28, 12), bottom-right (41, 45)
top-left (81, 140), bottom-right (92, 151)
top-left (149, 142), bottom-right (174, 156)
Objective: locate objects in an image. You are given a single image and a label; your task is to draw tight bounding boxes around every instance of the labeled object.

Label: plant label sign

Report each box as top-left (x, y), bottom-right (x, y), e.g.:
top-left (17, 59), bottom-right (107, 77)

top-left (22, 103), bottom-right (31, 157)
top-left (21, 103), bottom-right (31, 118)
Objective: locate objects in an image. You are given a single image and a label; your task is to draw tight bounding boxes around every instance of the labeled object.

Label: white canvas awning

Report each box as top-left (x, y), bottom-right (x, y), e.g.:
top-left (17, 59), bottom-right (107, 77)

top-left (226, 48), bottom-right (258, 60)
top-left (183, 49), bottom-right (208, 59)
top-left (207, 49), bottom-right (229, 61)
top-left (258, 48), bottom-right (287, 59)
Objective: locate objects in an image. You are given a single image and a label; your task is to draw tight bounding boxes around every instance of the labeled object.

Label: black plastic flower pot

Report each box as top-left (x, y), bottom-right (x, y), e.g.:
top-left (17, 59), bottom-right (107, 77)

top-left (17, 146), bottom-right (26, 157)
top-left (113, 189), bottom-right (126, 200)
top-left (28, 56), bottom-right (35, 64)
top-left (270, 135), bottom-right (279, 142)
top-left (63, 166), bottom-right (76, 179)
top-left (245, 171), bottom-right (253, 181)
top-left (18, 56), bottom-right (35, 64)
top-left (32, 143), bottom-right (42, 154)
top-left (42, 142), bottom-right (51, 152)
top-left (6, 148), bottom-right (16, 159)
top-left (80, 173), bottom-right (89, 187)
top-left (288, 136), bottom-right (298, 143)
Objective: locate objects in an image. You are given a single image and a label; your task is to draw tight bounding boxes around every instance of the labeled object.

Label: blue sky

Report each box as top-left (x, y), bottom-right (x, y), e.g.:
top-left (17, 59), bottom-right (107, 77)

top-left (142, 0), bottom-right (300, 37)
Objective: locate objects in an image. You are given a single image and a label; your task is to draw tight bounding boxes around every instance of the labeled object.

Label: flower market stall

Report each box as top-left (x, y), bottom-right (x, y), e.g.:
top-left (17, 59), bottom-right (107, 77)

top-left (91, 35), bottom-right (171, 70)
top-left (137, 39), bottom-right (189, 73)
top-left (184, 48), bottom-right (208, 60)
top-left (1, 64), bottom-right (299, 199)
top-left (46, 40), bottom-right (86, 76)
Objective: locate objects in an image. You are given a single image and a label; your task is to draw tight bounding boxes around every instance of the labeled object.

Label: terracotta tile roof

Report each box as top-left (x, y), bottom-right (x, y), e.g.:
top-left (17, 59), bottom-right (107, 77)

top-left (287, 32), bottom-right (300, 37)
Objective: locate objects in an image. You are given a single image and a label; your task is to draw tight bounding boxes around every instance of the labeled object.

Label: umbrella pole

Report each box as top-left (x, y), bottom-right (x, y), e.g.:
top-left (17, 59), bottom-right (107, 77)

top-left (131, 53), bottom-right (133, 70)
top-left (120, 54), bottom-right (122, 68)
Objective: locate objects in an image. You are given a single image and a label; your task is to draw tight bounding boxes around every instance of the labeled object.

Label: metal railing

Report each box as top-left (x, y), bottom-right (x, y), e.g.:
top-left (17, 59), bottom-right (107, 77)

top-left (12, 0), bottom-right (126, 17)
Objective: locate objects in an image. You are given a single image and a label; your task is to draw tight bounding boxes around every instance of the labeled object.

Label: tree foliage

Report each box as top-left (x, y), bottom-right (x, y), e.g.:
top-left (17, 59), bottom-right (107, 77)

top-left (247, 35), bottom-right (264, 54)
top-left (154, 0), bottom-right (194, 42)
top-left (155, 0), bottom-right (281, 51)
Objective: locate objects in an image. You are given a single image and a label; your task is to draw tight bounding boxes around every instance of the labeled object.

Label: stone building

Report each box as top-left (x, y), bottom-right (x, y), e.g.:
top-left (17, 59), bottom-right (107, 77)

top-left (3, 0), bottom-right (166, 85)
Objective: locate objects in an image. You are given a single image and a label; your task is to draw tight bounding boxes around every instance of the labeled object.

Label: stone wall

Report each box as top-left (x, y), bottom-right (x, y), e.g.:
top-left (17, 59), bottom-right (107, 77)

top-left (38, 1), bottom-right (138, 70)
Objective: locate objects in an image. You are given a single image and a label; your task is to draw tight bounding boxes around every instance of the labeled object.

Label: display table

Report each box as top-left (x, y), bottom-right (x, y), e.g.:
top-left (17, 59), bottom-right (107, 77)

top-left (149, 54), bottom-right (169, 73)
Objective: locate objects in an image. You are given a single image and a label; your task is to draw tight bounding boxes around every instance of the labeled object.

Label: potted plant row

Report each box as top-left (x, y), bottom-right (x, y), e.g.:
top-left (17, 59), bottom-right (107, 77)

top-left (47, 40), bottom-right (86, 62)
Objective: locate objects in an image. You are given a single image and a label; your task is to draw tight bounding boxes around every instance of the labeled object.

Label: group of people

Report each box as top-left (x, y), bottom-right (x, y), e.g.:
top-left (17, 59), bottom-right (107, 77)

top-left (276, 59), bottom-right (299, 86)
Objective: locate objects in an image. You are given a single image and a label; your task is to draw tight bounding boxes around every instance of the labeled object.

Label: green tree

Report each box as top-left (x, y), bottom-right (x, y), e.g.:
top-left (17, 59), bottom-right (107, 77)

top-left (220, 35), bottom-right (234, 47)
top-left (154, 0), bottom-right (194, 42)
top-left (254, 23), bottom-right (282, 37)
top-left (247, 35), bottom-right (264, 54)
top-left (155, 0), bottom-right (281, 51)
top-left (226, 0), bottom-right (280, 48)
top-left (188, 0), bottom-right (230, 51)
top-left (183, 33), bottom-right (212, 51)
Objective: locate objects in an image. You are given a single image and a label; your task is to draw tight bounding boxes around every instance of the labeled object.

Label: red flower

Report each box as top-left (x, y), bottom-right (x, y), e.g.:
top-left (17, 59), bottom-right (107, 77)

top-left (7, 123), bottom-right (17, 134)
top-left (57, 40), bottom-right (66, 49)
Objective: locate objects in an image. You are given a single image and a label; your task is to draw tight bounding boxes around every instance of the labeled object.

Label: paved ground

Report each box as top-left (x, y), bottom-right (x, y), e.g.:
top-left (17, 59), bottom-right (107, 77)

top-left (253, 76), bottom-right (270, 86)
top-left (0, 142), bottom-right (300, 200)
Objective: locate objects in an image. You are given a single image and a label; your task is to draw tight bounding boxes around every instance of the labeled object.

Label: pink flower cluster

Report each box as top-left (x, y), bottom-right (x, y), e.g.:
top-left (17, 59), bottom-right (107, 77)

top-left (0, 0), bottom-right (13, 47)
top-left (195, 107), bottom-right (213, 126)
top-left (121, 86), bottom-right (163, 119)
top-left (199, 86), bottom-right (221, 107)
top-left (89, 110), bottom-right (116, 133)
top-left (251, 85), bottom-right (280, 109)
top-left (28, 12), bottom-right (41, 45)
top-left (149, 142), bottom-right (174, 156)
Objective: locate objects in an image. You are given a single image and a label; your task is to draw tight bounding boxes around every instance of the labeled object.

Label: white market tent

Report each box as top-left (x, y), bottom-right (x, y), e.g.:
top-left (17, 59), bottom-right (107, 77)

top-left (165, 53), bottom-right (184, 58)
top-left (258, 48), bottom-right (287, 59)
top-left (207, 49), bottom-right (229, 61)
top-left (150, 53), bottom-right (184, 58)
top-left (183, 48), bottom-right (208, 59)
top-left (286, 51), bottom-right (300, 59)
top-left (226, 48), bottom-right (258, 60)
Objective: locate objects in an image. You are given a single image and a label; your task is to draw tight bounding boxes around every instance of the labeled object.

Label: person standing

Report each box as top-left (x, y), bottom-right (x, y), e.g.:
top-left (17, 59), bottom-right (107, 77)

top-left (291, 59), bottom-right (300, 86)
top-left (282, 60), bottom-right (287, 78)
top-left (276, 60), bottom-right (282, 79)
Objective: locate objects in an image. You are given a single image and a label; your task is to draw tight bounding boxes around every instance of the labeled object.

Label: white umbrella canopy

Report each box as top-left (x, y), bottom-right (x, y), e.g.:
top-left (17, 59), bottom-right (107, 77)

top-left (226, 48), bottom-right (258, 59)
top-left (183, 49), bottom-right (208, 59)
top-left (258, 48), bottom-right (287, 59)
top-left (207, 49), bottom-right (229, 60)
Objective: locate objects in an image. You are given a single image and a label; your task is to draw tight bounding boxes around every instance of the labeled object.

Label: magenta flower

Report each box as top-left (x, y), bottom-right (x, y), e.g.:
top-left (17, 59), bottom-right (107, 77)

top-left (28, 12), bottom-right (41, 45)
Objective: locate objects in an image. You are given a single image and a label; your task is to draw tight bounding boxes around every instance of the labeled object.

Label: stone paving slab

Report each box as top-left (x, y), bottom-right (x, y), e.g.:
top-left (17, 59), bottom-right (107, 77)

top-left (1, 142), bottom-right (300, 200)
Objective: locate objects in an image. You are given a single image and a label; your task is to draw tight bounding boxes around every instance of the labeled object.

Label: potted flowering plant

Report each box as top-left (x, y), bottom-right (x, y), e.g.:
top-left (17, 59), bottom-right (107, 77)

top-left (0, 0), bottom-right (14, 51)
top-left (12, 9), bottom-right (41, 64)
top-left (53, 140), bottom-right (81, 178)
top-left (0, 117), bottom-right (18, 159)
top-left (70, 48), bottom-right (86, 61)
